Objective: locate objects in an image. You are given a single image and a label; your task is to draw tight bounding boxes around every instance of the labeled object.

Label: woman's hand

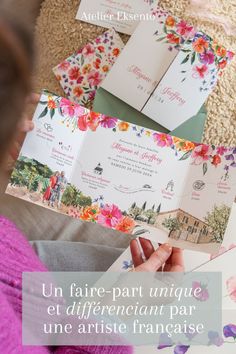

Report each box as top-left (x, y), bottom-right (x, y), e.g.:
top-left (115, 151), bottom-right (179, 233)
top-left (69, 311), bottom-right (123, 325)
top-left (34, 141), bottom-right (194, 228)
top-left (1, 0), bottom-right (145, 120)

top-left (130, 237), bottom-right (184, 272)
top-left (6, 93), bottom-right (39, 170)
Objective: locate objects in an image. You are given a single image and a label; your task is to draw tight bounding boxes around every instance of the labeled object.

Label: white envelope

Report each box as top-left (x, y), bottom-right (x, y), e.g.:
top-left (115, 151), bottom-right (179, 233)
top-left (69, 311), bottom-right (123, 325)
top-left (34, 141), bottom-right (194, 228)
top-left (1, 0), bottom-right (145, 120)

top-left (102, 10), bottom-right (234, 130)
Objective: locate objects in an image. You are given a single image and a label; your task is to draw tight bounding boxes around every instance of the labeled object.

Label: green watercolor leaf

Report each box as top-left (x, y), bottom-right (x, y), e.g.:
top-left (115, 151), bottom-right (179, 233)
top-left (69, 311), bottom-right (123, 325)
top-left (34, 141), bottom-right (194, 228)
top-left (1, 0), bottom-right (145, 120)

top-left (50, 109), bottom-right (55, 119)
top-left (179, 150), bottom-right (192, 161)
top-left (38, 106), bottom-right (48, 119)
top-left (181, 54), bottom-right (190, 65)
top-left (203, 162), bottom-right (208, 175)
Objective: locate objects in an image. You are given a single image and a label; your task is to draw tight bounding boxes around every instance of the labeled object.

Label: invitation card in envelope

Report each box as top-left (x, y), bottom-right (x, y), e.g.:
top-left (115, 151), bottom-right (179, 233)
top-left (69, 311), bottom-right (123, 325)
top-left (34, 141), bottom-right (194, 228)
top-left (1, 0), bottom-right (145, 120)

top-left (76, 0), bottom-right (159, 35)
top-left (6, 91), bottom-right (236, 254)
top-left (102, 8), bottom-right (234, 129)
top-left (53, 29), bottom-right (124, 107)
top-left (102, 11), bottom-right (195, 111)
top-left (143, 31), bottom-right (234, 130)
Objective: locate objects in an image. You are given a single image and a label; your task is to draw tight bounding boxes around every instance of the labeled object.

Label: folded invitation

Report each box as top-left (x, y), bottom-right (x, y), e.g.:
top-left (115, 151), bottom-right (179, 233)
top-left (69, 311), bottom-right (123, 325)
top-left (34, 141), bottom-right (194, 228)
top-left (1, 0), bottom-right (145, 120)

top-left (6, 91), bottom-right (236, 254)
top-left (76, 0), bottom-right (159, 35)
top-left (102, 8), bottom-right (234, 130)
top-left (53, 29), bottom-right (124, 107)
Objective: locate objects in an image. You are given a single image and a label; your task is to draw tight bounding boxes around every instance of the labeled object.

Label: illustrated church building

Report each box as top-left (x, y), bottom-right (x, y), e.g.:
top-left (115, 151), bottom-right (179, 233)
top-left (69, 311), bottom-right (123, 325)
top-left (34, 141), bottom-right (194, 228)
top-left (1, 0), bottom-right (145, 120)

top-left (154, 209), bottom-right (213, 244)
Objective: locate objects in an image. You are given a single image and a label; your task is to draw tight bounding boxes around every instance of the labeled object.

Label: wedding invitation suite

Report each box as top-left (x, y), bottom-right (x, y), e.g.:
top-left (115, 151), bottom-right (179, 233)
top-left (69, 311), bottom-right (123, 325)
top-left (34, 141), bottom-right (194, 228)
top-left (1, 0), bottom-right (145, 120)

top-left (53, 29), bottom-right (124, 107)
top-left (6, 91), bottom-right (236, 254)
top-left (76, 0), bottom-right (159, 35)
top-left (102, 7), bottom-right (234, 130)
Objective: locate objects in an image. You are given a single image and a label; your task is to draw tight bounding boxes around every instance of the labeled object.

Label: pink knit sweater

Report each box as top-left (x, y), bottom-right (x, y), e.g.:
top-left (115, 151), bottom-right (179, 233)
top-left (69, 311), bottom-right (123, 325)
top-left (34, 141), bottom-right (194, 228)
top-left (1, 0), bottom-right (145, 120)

top-left (0, 216), bottom-right (132, 354)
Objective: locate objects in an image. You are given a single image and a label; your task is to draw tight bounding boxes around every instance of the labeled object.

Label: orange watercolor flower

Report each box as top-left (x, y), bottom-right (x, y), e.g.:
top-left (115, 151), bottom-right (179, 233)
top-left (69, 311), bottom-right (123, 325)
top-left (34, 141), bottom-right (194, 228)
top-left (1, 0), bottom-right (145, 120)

top-left (193, 37), bottom-right (209, 53)
top-left (216, 46), bottom-right (227, 57)
top-left (218, 60), bottom-right (227, 70)
top-left (118, 121), bottom-right (130, 131)
top-left (173, 137), bottom-right (195, 152)
top-left (82, 64), bottom-right (92, 74)
top-left (115, 216), bottom-right (135, 234)
top-left (112, 48), bottom-right (120, 57)
top-left (165, 15), bottom-right (175, 27)
top-left (73, 87), bottom-right (84, 98)
top-left (47, 99), bottom-right (57, 109)
top-left (80, 205), bottom-right (100, 222)
top-left (56, 75), bottom-right (62, 82)
top-left (102, 65), bottom-right (109, 72)
top-left (167, 33), bottom-right (180, 45)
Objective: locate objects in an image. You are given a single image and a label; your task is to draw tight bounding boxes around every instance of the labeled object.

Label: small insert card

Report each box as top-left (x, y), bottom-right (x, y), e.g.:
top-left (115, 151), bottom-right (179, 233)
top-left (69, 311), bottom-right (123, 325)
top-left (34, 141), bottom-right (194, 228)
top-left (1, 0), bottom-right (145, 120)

top-left (6, 91), bottom-right (236, 254)
top-left (102, 7), bottom-right (234, 130)
top-left (53, 29), bottom-right (124, 107)
top-left (76, 0), bottom-right (159, 35)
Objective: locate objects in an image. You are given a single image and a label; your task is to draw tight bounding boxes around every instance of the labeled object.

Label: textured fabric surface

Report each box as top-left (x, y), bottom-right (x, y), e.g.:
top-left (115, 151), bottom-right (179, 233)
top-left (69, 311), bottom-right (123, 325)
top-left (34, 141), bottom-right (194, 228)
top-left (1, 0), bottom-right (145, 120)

top-left (32, 240), bottom-right (124, 271)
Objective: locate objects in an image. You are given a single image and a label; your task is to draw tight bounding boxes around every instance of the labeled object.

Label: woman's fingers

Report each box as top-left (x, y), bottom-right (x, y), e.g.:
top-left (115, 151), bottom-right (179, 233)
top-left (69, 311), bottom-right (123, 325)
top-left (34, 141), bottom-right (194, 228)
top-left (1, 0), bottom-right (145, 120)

top-left (135, 243), bottom-right (172, 272)
top-left (26, 92), bottom-right (40, 105)
top-left (130, 239), bottom-right (144, 267)
top-left (139, 237), bottom-right (155, 260)
top-left (169, 247), bottom-right (184, 272)
top-left (20, 119), bottom-right (34, 133)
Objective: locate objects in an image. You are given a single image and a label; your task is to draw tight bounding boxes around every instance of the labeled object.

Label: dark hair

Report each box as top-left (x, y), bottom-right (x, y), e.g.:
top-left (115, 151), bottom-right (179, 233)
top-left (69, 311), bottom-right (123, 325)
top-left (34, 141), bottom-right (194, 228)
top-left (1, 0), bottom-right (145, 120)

top-left (0, 16), bottom-right (33, 163)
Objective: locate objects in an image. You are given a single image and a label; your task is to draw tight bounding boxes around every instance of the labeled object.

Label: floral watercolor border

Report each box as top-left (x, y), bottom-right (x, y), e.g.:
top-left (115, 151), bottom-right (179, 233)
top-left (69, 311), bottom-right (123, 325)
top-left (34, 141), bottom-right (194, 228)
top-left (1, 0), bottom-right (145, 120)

top-left (152, 7), bottom-right (234, 91)
top-left (39, 91), bottom-right (236, 176)
top-left (33, 91), bottom-right (236, 235)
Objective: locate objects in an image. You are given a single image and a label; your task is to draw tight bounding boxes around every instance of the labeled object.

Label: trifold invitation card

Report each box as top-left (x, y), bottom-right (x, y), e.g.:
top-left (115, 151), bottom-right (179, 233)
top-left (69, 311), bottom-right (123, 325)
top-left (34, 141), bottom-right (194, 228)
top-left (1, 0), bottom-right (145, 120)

top-left (76, 0), bottom-right (159, 35)
top-left (102, 7), bottom-right (234, 130)
top-left (53, 29), bottom-right (124, 107)
top-left (6, 91), bottom-right (236, 254)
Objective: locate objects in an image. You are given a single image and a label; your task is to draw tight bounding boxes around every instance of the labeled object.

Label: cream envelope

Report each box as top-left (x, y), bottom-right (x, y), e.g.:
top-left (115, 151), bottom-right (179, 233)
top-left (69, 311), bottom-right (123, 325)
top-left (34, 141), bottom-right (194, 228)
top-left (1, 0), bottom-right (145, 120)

top-left (143, 31), bottom-right (234, 130)
top-left (102, 9), bottom-right (234, 130)
top-left (76, 0), bottom-right (159, 35)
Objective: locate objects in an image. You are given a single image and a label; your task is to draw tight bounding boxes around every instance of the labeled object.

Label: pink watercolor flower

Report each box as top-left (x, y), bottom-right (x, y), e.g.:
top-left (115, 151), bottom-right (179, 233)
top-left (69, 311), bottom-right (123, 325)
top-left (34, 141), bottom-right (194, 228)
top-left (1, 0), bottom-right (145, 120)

top-left (193, 64), bottom-right (209, 79)
top-left (68, 66), bottom-right (81, 81)
top-left (78, 111), bottom-right (100, 131)
top-left (100, 115), bottom-right (118, 129)
top-left (226, 276), bottom-right (236, 302)
top-left (88, 90), bottom-right (96, 102)
top-left (227, 51), bottom-right (234, 60)
top-left (87, 70), bottom-right (103, 86)
top-left (58, 60), bottom-right (70, 71)
top-left (191, 144), bottom-right (213, 164)
top-left (200, 51), bottom-right (215, 65)
top-left (97, 204), bottom-right (123, 228)
top-left (176, 20), bottom-right (194, 37)
top-left (60, 98), bottom-right (85, 118)
top-left (217, 146), bottom-right (228, 156)
top-left (153, 133), bottom-right (173, 147)
top-left (82, 43), bottom-right (95, 56)
top-left (192, 281), bottom-right (209, 302)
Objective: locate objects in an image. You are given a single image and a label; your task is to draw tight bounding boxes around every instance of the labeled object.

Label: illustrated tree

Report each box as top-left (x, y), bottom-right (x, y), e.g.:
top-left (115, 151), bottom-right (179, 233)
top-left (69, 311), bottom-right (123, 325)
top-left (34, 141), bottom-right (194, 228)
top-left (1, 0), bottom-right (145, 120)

top-left (61, 185), bottom-right (81, 207)
top-left (162, 217), bottom-right (182, 237)
top-left (77, 194), bottom-right (92, 207)
top-left (129, 206), bottom-right (142, 220)
top-left (204, 205), bottom-right (231, 243)
top-left (61, 185), bottom-right (92, 208)
top-left (130, 202), bottom-right (136, 209)
top-left (142, 201), bottom-right (147, 211)
top-left (156, 203), bottom-right (161, 214)
top-left (144, 209), bottom-right (156, 224)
